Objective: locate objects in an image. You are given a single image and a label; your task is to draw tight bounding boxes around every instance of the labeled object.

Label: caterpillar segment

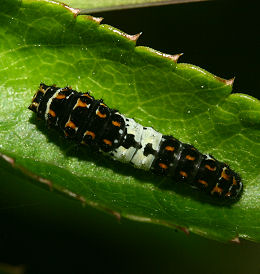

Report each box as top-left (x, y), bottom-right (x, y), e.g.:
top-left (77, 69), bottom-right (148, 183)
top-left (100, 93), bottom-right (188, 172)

top-left (29, 83), bottom-right (243, 200)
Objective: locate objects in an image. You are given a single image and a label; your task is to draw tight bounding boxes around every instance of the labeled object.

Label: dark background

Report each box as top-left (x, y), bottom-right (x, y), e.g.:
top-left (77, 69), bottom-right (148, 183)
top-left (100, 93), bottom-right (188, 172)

top-left (96, 0), bottom-right (259, 99)
top-left (0, 1), bottom-right (259, 274)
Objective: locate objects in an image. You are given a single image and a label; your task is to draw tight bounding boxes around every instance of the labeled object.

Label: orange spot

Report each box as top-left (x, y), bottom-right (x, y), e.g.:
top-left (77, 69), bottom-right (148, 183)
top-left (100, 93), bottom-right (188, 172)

top-left (211, 186), bottom-right (223, 195)
top-left (97, 111), bottom-right (107, 118)
top-left (225, 192), bottom-right (231, 197)
top-left (186, 155), bottom-right (195, 161)
top-left (232, 177), bottom-right (237, 185)
top-left (31, 102), bottom-right (38, 108)
top-left (205, 164), bottom-right (216, 171)
top-left (66, 120), bottom-right (76, 129)
top-left (159, 163), bottom-right (168, 169)
top-left (112, 121), bottom-right (121, 127)
top-left (100, 103), bottom-right (107, 107)
top-left (180, 171), bottom-right (188, 178)
top-left (198, 179), bottom-right (208, 187)
top-left (103, 139), bottom-right (112, 146)
top-left (165, 146), bottom-right (174, 152)
top-left (39, 86), bottom-right (45, 93)
top-left (76, 99), bottom-right (87, 108)
top-left (48, 109), bottom-right (56, 117)
top-left (83, 93), bottom-right (92, 98)
top-left (56, 94), bottom-right (66, 99)
top-left (221, 168), bottom-right (230, 181)
top-left (85, 131), bottom-right (95, 140)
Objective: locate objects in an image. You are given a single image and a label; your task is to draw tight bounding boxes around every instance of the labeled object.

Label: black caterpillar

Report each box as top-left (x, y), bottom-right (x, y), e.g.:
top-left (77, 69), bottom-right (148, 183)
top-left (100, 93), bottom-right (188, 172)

top-left (29, 83), bottom-right (243, 200)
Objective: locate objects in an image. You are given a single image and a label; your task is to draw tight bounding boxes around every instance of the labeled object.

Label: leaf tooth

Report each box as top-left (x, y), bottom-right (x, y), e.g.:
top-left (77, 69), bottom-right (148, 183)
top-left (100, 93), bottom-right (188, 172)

top-left (61, 4), bottom-right (80, 18)
top-left (226, 77), bottom-right (235, 86)
top-left (0, 152), bottom-right (15, 166)
top-left (59, 187), bottom-right (86, 205)
top-left (0, 152), bottom-right (53, 190)
top-left (87, 203), bottom-right (121, 222)
top-left (230, 236), bottom-right (240, 244)
top-left (124, 213), bottom-right (190, 235)
top-left (171, 53), bottom-right (183, 63)
top-left (36, 176), bottom-right (53, 191)
top-left (176, 225), bottom-right (190, 235)
top-left (92, 16), bottom-right (104, 24)
top-left (214, 75), bottom-right (235, 86)
top-left (141, 48), bottom-right (182, 63)
top-left (100, 25), bottom-right (142, 45)
top-left (110, 210), bottom-right (121, 222)
top-left (125, 32), bottom-right (142, 43)
top-left (82, 15), bottom-right (104, 24)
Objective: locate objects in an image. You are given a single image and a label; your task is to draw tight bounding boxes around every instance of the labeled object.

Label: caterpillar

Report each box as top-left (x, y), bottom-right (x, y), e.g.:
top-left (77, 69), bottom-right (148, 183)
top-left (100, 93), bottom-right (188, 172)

top-left (29, 83), bottom-right (243, 201)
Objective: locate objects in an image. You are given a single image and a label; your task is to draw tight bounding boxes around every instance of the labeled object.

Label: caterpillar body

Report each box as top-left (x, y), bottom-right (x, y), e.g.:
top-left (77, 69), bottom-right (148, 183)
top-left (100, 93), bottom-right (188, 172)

top-left (29, 83), bottom-right (243, 200)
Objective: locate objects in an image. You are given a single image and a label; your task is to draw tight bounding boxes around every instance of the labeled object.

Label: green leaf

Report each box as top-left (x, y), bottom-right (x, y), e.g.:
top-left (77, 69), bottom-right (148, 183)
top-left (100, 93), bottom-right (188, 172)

top-left (0, 0), bottom-right (259, 242)
top-left (62, 0), bottom-right (208, 12)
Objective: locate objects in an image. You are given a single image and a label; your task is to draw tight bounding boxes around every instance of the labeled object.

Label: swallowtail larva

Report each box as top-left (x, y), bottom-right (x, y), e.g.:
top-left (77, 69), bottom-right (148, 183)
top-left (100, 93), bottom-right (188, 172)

top-left (29, 83), bottom-right (243, 200)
